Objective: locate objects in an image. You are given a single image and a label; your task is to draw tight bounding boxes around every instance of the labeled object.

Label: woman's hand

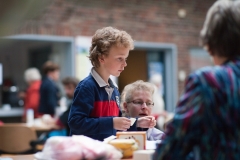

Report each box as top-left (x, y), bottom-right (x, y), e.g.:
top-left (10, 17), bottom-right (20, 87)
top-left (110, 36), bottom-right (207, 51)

top-left (137, 116), bottom-right (156, 128)
top-left (113, 117), bottom-right (131, 131)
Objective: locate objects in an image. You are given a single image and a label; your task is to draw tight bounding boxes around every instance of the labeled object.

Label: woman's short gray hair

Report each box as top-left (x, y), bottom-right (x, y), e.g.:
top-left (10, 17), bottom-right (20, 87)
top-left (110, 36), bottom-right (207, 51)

top-left (24, 68), bottom-right (41, 82)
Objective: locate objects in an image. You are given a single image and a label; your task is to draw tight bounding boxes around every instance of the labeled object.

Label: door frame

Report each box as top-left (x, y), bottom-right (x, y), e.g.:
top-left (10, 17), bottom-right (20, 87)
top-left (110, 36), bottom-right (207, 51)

top-left (134, 41), bottom-right (178, 112)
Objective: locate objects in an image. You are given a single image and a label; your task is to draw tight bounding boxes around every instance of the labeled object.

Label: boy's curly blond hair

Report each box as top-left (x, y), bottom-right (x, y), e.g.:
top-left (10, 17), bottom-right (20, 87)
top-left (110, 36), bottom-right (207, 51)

top-left (89, 26), bottom-right (134, 68)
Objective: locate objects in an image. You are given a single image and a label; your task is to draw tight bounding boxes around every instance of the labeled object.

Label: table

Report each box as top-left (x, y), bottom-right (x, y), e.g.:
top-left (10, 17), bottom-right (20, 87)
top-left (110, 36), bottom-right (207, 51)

top-left (0, 154), bottom-right (133, 160)
top-left (1, 123), bottom-right (59, 132)
top-left (0, 122), bottom-right (60, 139)
top-left (0, 154), bottom-right (35, 160)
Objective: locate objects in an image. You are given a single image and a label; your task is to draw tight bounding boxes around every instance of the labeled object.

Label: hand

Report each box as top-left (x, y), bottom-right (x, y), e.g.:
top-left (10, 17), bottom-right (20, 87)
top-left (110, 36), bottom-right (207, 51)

top-left (113, 117), bottom-right (131, 131)
top-left (41, 114), bottom-right (56, 125)
top-left (137, 116), bottom-right (156, 128)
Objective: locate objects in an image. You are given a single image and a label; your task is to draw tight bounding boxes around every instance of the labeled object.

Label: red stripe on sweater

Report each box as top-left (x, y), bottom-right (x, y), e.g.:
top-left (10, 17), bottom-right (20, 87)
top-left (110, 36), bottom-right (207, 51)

top-left (90, 101), bottom-right (119, 117)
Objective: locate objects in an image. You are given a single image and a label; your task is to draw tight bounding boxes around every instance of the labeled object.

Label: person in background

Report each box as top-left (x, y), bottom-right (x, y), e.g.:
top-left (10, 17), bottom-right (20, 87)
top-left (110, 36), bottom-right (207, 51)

top-left (38, 77), bottom-right (80, 137)
top-left (68, 26), bottom-right (156, 141)
top-left (153, 0), bottom-right (240, 159)
top-left (56, 77), bottom-right (79, 136)
top-left (122, 80), bottom-right (165, 141)
top-left (38, 61), bottom-right (60, 116)
top-left (22, 68), bottom-right (41, 121)
top-left (0, 120), bottom-right (3, 126)
top-left (149, 74), bottom-right (174, 131)
top-left (149, 74), bottom-right (164, 114)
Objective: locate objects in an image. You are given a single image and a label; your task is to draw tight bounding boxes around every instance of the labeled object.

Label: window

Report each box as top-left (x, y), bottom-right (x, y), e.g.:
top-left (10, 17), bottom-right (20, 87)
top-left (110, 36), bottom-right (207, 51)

top-left (189, 48), bottom-right (213, 72)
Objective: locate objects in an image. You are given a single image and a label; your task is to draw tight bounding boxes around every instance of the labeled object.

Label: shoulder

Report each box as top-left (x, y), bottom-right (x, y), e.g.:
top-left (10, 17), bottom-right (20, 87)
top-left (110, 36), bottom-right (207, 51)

top-left (194, 65), bottom-right (225, 76)
top-left (41, 77), bottom-right (52, 85)
top-left (33, 80), bottom-right (41, 87)
top-left (75, 74), bottom-right (98, 91)
top-left (150, 127), bottom-right (164, 134)
top-left (29, 81), bottom-right (41, 91)
top-left (148, 128), bottom-right (165, 140)
top-left (193, 58), bottom-right (240, 78)
top-left (78, 74), bottom-right (97, 87)
top-left (189, 64), bottom-right (236, 85)
top-left (188, 66), bottom-right (214, 79)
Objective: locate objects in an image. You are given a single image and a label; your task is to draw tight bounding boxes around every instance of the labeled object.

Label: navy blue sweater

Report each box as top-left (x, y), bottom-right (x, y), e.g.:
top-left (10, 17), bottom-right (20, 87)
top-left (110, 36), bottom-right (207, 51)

top-left (38, 77), bottom-right (60, 115)
top-left (68, 74), bottom-right (137, 141)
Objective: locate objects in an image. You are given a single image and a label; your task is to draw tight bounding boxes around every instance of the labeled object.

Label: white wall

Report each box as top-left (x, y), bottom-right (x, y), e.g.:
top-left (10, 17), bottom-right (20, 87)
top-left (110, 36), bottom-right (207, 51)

top-left (0, 39), bottom-right (73, 105)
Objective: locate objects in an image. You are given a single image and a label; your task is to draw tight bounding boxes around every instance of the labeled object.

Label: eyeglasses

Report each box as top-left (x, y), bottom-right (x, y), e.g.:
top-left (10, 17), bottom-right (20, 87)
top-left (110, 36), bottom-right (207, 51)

top-left (127, 100), bottom-right (154, 108)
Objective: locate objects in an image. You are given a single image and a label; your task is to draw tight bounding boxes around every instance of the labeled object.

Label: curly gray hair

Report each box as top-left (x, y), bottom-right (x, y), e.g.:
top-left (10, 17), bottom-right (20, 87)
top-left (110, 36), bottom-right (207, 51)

top-left (24, 68), bottom-right (41, 82)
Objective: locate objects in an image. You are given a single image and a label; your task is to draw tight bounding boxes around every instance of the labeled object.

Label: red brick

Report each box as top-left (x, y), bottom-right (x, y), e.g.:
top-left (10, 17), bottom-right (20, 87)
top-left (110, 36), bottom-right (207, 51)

top-left (13, 0), bottom-right (215, 96)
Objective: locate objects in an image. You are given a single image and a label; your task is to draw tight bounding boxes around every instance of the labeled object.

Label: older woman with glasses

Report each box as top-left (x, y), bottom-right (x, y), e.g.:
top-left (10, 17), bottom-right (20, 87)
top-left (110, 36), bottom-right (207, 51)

top-left (122, 80), bottom-right (165, 141)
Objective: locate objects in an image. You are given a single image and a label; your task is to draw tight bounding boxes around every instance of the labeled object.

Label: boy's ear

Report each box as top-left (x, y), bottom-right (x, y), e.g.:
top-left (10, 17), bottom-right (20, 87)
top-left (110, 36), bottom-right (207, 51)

top-left (98, 55), bottom-right (104, 63)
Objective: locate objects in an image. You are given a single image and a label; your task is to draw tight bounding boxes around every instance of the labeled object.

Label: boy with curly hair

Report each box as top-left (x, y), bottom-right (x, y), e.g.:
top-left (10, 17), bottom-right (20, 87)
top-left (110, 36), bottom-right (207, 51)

top-left (68, 27), bottom-right (156, 141)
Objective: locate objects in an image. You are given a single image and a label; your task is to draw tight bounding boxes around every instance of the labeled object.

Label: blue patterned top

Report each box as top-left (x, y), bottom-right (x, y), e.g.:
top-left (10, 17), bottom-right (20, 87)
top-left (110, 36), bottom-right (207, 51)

top-left (153, 58), bottom-right (240, 160)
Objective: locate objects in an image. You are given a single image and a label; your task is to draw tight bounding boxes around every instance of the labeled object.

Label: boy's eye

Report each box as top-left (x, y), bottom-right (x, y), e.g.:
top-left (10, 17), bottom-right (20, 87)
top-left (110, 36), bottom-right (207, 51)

top-left (117, 58), bottom-right (127, 62)
top-left (117, 58), bottom-right (123, 62)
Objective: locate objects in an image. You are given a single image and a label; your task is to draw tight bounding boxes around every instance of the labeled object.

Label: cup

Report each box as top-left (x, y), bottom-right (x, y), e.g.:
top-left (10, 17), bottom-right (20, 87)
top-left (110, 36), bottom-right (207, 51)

top-left (26, 109), bottom-right (34, 126)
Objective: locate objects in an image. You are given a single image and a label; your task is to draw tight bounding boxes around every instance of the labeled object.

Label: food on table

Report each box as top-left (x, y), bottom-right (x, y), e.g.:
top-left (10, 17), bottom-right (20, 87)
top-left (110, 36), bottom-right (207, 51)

top-left (108, 139), bottom-right (138, 158)
top-left (130, 118), bottom-right (136, 126)
top-left (34, 135), bottom-right (122, 160)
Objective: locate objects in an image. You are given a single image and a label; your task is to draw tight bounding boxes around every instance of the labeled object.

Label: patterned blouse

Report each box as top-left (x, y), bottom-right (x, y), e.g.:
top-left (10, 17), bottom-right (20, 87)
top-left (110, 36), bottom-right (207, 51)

top-left (153, 58), bottom-right (240, 160)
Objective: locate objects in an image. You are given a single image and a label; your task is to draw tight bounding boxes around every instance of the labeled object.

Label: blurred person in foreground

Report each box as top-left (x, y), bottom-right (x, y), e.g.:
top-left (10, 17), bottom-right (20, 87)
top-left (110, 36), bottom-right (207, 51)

top-left (153, 0), bottom-right (240, 159)
top-left (38, 61), bottom-right (61, 116)
top-left (122, 80), bottom-right (165, 141)
top-left (22, 68), bottom-right (41, 121)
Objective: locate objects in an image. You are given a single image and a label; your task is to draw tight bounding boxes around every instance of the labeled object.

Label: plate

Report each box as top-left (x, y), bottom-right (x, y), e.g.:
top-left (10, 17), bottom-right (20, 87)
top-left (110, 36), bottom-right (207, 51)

top-left (34, 152), bottom-right (48, 160)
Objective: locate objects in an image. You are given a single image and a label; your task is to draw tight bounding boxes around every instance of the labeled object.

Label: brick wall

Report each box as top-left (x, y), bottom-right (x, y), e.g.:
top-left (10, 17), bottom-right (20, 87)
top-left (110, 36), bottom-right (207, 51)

top-left (14, 0), bottom-right (216, 96)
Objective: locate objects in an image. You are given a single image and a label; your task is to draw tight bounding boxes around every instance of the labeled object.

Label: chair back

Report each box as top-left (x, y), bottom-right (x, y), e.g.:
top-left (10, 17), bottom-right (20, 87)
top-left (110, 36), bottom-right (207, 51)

top-left (0, 124), bottom-right (37, 153)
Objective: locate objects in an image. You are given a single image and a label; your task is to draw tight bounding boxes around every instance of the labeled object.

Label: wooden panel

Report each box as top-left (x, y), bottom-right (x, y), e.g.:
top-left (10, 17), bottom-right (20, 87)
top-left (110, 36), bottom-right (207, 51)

top-left (118, 50), bottom-right (148, 92)
top-left (0, 125), bottom-right (37, 153)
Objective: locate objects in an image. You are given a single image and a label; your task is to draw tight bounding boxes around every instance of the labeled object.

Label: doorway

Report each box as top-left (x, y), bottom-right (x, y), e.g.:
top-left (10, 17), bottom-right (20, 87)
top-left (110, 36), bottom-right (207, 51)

top-left (118, 50), bottom-right (148, 92)
top-left (28, 46), bottom-right (51, 75)
top-left (118, 42), bottom-right (177, 112)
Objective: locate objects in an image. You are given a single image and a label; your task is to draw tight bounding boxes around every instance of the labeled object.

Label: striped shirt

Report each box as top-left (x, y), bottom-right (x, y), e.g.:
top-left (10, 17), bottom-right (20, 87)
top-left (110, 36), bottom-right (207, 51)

top-left (153, 57), bottom-right (240, 160)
